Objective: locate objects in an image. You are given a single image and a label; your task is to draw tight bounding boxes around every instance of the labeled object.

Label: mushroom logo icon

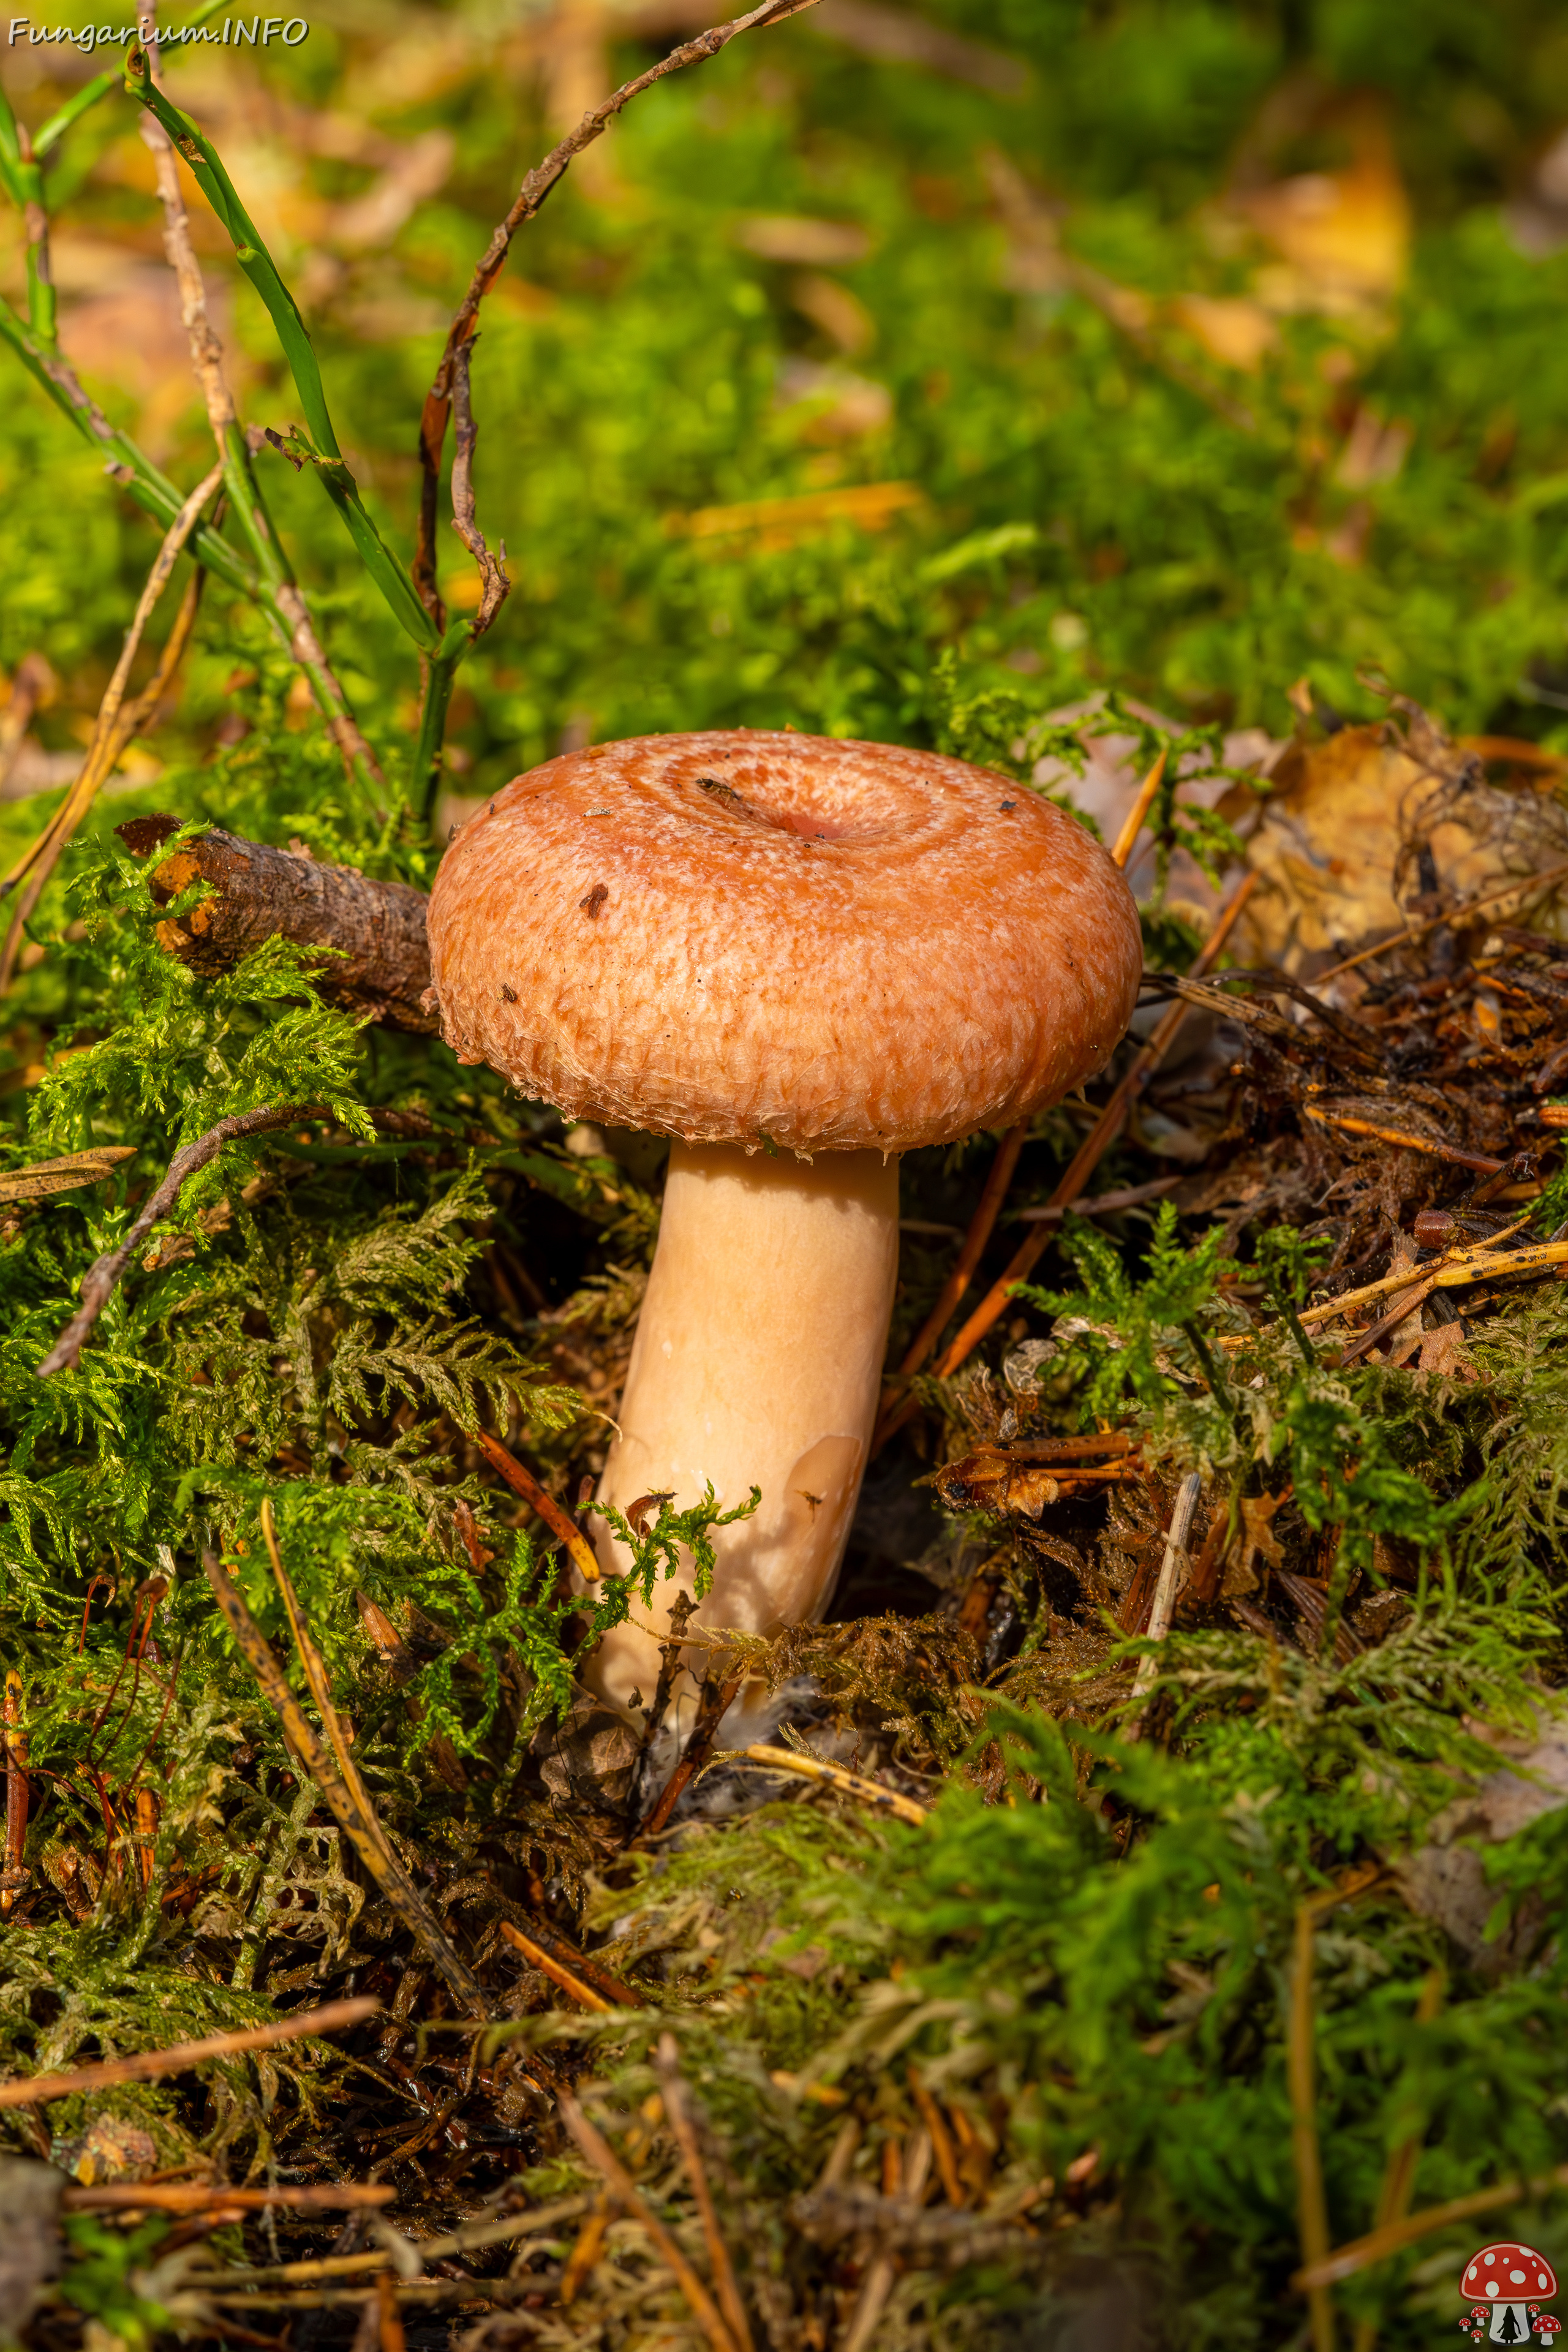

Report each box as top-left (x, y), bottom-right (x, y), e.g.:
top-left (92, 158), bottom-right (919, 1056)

top-left (1458, 2245), bottom-right (1558, 2342)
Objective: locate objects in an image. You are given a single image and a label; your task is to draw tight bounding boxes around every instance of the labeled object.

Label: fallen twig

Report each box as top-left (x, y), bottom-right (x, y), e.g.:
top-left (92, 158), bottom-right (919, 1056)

top-left (1299, 1213), bottom-right (1551, 1335)
top-left (202, 1547), bottom-right (491, 2016)
top-left (2, 1666), bottom-right (24, 1917)
top-left (447, 338), bottom-right (509, 637)
top-left (196, 2195), bottom-right (595, 2290)
top-left (499, 1918), bottom-right (639, 2011)
top-left (0, 1995), bottom-right (378, 2109)
top-left (739, 1743), bottom-right (928, 1826)
top-left (639, 1670), bottom-right (742, 1838)
top-left (413, 0), bottom-right (827, 624)
top-left (1301, 1107), bottom-right (1505, 1172)
top-left (62, 2180), bottom-right (396, 2214)
top-left (840, 2129), bottom-right (933, 2352)
top-left (656, 2033), bottom-right (757, 2352)
top-left (1295, 2164), bottom-right (1568, 2293)
top-left (1128, 1471), bottom-right (1203, 1714)
top-left (558, 2090), bottom-right (743, 2352)
top-left (37, 1102), bottom-right (321, 1374)
top-left (1317, 857), bottom-right (1568, 984)
top-left (476, 1428), bottom-right (602, 1582)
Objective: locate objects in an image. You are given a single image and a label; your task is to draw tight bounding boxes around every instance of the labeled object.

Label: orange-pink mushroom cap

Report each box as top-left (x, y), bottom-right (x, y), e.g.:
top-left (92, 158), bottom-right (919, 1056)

top-left (426, 729), bottom-right (1142, 1153)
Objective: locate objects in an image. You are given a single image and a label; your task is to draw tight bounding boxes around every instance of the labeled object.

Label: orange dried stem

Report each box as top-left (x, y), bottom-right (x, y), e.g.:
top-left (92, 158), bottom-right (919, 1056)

top-left (476, 1428), bottom-right (601, 1581)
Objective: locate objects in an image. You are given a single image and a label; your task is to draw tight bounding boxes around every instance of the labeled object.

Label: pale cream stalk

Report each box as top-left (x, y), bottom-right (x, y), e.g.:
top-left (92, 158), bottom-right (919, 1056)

top-left (585, 1142), bottom-right (899, 1721)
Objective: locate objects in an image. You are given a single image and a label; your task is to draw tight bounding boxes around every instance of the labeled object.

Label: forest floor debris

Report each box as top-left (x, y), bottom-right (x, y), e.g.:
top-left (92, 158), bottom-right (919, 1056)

top-left (6, 692), bottom-right (1568, 2348)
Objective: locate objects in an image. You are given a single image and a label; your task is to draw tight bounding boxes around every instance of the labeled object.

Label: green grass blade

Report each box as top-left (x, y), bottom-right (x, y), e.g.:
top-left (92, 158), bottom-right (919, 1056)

top-left (32, 70), bottom-right (121, 161)
top-left (124, 51), bottom-right (440, 654)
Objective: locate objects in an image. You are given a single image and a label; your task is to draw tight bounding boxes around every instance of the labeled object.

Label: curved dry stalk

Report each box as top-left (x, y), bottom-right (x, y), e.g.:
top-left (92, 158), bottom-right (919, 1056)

top-left (134, 1), bottom-right (383, 799)
top-left (36, 1101), bottom-right (318, 1376)
top-left (0, 1995), bottom-right (379, 2109)
top-left (557, 2091), bottom-right (742, 2352)
top-left (655, 2033), bottom-right (756, 2352)
top-left (739, 1743), bottom-right (929, 1826)
top-left (413, 0), bottom-right (827, 624)
top-left (0, 459), bottom-right (224, 991)
top-left (447, 340), bottom-right (509, 638)
top-left (202, 1548), bottom-right (491, 2017)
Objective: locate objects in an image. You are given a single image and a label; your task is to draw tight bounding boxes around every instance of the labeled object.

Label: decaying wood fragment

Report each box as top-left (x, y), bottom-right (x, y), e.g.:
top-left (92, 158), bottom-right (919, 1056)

top-left (118, 814), bottom-right (434, 1033)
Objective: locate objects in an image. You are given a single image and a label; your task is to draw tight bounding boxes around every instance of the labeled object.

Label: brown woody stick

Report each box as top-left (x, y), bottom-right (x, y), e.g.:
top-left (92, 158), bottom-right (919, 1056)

top-left (655, 2033), bottom-right (756, 2352)
top-left (118, 815), bottom-right (434, 1032)
top-left (37, 1102), bottom-right (322, 1376)
top-left (500, 1918), bottom-right (619, 2012)
top-left (447, 339), bottom-right (509, 637)
top-left (739, 1744), bottom-right (928, 1826)
top-left (1317, 856), bottom-right (1568, 984)
top-left (476, 1428), bottom-right (602, 1581)
top-left (200, 2195), bottom-right (595, 2291)
top-left (1300, 1108), bottom-right (1504, 1173)
top-left (638, 1671), bottom-right (741, 1838)
top-left (1296, 2166), bottom-right (1568, 2294)
top-left (64, 2180), bottom-right (396, 2215)
top-left (557, 2092), bottom-right (742, 2352)
top-left (202, 1548), bottom-right (491, 2016)
top-left (499, 1913), bottom-right (644, 2008)
top-left (0, 1996), bottom-right (379, 2108)
top-left (413, 0), bottom-right (826, 624)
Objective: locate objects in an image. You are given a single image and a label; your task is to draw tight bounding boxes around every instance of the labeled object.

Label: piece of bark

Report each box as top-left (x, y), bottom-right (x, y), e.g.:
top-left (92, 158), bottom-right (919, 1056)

top-left (118, 814), bottom-right (433, 1033)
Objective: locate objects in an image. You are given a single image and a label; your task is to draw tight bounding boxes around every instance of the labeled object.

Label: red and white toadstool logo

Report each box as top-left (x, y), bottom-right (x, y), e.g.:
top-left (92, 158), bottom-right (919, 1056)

top-left (1459, 2246), bottom-right (1558, 2342)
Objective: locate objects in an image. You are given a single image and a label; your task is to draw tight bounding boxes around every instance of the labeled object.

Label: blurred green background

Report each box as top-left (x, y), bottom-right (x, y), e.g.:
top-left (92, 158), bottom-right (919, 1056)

top-left (4, 0), bottom-right (1568, 840)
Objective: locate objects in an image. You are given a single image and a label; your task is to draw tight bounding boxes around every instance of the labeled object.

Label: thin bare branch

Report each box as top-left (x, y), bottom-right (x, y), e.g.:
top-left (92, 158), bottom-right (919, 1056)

top-left (0, 459), bottom-right (224, 991)
top-left (655, 2033), bottom-right (756, 2352)
top-left (448, 339), bottom-right (510, 636)
top-left (413, 0), bottom-right (826, 619)
top-left (558, 2092), bottom-right (742, 2352)
top-left (36, 1099), bottom-right (311, 1375)
top-left (0, 1996), bottom-right (379, 2109)
top-left (201, 1549), bottom-right (492, 2016)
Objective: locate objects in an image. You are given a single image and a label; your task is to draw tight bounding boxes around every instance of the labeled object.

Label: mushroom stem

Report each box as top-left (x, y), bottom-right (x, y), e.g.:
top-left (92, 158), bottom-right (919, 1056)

top-left (586, 1141), bottom-right (899, 1720)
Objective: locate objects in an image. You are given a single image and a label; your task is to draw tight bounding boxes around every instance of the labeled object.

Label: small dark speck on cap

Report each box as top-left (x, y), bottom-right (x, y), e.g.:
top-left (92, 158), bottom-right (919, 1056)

top-left (448, 824), bottom-right (457, 842)
top-left (1000, 799), bottom-right (1016, 812)
top-left (579, 881), bottom-right (609, 918)
top-left (500, 983), bottom-right (518, 1003)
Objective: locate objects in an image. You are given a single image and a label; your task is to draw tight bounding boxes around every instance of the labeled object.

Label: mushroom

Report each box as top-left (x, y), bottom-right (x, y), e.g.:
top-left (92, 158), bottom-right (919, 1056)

top-left (426, 729), bottom-right (1142, 1722)
top-left (1536, 2318), bottom-right (1562, 2342)
top-left (1460, 2246), bottom-right (1559, 2343)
